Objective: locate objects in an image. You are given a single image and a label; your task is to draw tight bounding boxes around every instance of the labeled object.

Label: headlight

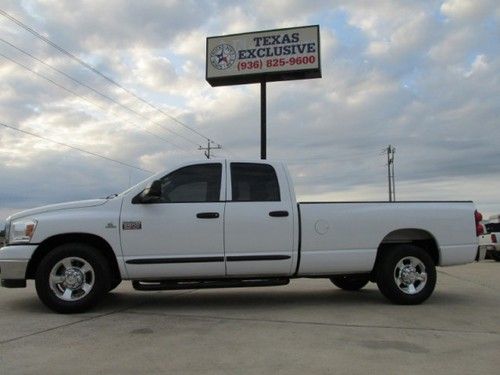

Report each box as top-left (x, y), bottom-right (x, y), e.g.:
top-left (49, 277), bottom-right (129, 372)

top-left (8, 219), bottom-right (37, 244)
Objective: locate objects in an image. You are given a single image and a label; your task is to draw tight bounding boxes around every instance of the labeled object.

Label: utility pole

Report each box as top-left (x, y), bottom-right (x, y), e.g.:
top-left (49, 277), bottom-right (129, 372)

top-left (385, 145), bottom-right (396, 202)
top-left (198, 140), bottom-right (222, 159)
top-left (391, 147), bottom-right (396, 201)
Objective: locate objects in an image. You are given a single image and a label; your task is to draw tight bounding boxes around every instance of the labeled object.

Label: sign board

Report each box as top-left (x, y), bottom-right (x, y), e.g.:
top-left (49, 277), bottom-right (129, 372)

top-left (206, 25), bottom-right (321, 86)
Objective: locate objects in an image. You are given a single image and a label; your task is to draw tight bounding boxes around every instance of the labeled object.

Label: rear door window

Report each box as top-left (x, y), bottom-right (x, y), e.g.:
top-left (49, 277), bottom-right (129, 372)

top-left (230, 163), bottom-right (280, 202)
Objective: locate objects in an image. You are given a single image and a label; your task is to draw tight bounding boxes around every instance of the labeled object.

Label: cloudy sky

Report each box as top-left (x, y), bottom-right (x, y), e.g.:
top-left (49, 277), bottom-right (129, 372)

top-left (0, 0), bottom-right (499, 226)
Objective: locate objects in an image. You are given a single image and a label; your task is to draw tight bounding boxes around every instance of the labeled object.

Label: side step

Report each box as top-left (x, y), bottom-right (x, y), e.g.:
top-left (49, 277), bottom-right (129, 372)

top-left (132, 278), bottom-right (290, 291)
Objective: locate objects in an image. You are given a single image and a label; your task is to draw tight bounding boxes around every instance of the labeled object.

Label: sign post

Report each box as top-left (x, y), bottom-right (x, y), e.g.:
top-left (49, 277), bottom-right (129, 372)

top-left (261, 80), bottom-right (266, 159)
top-left (206, 25), bottom-right (321, 159)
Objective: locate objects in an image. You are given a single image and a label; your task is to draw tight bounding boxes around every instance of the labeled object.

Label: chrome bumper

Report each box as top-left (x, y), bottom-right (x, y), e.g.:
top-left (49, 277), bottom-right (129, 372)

top-left (0, 244), bottom-right (38, 280)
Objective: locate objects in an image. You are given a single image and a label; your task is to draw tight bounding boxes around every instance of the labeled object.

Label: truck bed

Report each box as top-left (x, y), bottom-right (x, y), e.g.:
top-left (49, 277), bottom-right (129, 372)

top-left (296, 201), bottom-right (477, 276)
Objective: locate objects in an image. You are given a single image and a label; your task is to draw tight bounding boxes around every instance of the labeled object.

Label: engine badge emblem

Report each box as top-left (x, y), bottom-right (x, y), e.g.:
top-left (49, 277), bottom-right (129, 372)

top-left (123, 221), bottom-right (142, 230)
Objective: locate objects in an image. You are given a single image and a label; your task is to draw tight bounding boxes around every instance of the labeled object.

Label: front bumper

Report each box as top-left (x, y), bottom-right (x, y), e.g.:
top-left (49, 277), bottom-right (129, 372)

top-left (0, 259), bottom-right (30, 279)
top-left (0, 244), bottom-right (38, 280)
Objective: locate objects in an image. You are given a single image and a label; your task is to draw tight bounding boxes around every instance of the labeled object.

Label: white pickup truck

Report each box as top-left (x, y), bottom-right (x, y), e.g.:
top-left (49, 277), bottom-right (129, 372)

top-left (478, 221), bottom-right (500, 261)
top-left (0, 160), bottom-right (482, 313)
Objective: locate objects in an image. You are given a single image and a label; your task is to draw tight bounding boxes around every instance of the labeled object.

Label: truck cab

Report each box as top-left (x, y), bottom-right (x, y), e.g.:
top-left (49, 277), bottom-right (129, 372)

top-left (120, 160), bottom-right (297, 279)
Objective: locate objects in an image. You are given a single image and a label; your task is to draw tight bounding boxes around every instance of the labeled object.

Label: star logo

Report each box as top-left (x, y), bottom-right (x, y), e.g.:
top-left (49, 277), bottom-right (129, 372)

top-left (210, 43), bottom-right (236, 70)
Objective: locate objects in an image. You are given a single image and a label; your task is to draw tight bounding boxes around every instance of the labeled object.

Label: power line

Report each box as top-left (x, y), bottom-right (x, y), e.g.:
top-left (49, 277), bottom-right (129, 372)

top-left (0, 121), bottom-right (153, 173)
top-left (0, 51), bottom-right (184, 149)
top-left (0, 37), bottom-right (200, 147)
top-left (0, 51), bottom-right (186, 150)
top-left (0, 8), bottom-right (216, 144)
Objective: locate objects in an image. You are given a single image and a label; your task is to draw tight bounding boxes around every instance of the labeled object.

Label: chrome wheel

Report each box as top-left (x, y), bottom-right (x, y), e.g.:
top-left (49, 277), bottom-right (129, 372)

top-left (394, 256), bottom-right (427, 295)
top-left (49, 257), bottom-right (95, 301)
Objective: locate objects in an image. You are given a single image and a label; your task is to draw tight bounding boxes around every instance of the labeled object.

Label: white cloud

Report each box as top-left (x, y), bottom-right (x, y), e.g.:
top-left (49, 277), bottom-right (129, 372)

top-left (440, 0), bottom-right (494, 22)
top-left (132, 52), bottom-right (178, 91)
top-left (428, 27), bottom-right (475, 64)
top-left (171, 30), bottom-right (206, 60)
top-left (465, 54), bottom-right (489, 77)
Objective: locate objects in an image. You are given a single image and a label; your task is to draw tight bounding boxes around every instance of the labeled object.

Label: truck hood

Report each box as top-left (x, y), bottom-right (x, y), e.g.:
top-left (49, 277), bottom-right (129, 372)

top-left (7, 199), bottom-right (109, 221)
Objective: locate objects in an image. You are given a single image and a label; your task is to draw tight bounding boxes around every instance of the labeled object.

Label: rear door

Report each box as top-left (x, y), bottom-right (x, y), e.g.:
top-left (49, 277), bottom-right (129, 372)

top-left (224, 162), bottom-right (294, 276)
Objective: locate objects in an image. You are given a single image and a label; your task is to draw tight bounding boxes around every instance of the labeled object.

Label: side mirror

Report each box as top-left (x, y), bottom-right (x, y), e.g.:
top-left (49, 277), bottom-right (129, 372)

top-left (145, 180), bottom-right (162, 198)
top-left (132, 180), bottom-right (162, 204)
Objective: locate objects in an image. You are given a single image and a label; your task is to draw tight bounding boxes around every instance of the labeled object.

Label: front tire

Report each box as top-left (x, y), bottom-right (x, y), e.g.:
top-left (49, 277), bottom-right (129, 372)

top-left (330, 275), bottom-right (369, 291)
top-left (35, 243), bottom-right (111, 313)
top-left (109, 277), bottom-right (122, 292)
top-left (376, 245), bottom-right (436, 305)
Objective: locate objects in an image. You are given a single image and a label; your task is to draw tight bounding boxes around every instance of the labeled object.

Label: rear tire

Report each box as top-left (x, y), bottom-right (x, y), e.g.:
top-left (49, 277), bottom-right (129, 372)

top-left (330, 275), bottom-right (369, 291)
top-left (35, 243), bottom-right (111, 313)
top-left (376, 245), bottom-right (436, 305)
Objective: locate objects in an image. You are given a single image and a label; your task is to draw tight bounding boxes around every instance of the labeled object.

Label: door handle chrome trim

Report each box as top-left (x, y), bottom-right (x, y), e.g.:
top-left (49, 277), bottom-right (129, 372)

top-left (196, 212), bottom-right (220, 219)
top-left (269, 210), bottom-right (289, 217)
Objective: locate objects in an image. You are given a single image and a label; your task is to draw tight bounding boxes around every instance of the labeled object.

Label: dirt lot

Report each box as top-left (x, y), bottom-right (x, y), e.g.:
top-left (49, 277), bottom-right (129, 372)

top-left (1, 261), bottom-right (499, 374)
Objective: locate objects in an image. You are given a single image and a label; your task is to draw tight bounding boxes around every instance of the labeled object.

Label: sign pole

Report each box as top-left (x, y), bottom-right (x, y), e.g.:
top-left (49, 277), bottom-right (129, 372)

top-left (260, 80), bottom-right (266, 160)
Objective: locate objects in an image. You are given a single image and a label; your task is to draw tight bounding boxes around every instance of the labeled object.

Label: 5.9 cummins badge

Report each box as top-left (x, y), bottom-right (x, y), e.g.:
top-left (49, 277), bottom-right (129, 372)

top-left (210, 43), bottom-right (236, 70)
top-left (122, 221), bottom-right (142, 230)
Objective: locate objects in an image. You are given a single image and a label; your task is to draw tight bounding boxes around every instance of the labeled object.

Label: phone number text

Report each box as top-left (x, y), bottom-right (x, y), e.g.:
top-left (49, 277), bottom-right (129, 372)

top-left (237, 55), bottom-right (316, 71)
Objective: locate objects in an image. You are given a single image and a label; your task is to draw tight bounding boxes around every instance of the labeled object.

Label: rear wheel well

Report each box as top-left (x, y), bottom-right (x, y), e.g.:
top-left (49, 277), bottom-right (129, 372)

top-left (370, 229), bottom-right (440, 281)
top-left (26, 233), bottom-right (121, 282)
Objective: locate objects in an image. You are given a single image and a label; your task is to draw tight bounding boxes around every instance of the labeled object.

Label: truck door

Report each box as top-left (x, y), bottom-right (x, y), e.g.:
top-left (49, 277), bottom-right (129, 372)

top-left (224, 162), bottom-right (294, 276)
top-left (120, 162), bottom-right (226, 279)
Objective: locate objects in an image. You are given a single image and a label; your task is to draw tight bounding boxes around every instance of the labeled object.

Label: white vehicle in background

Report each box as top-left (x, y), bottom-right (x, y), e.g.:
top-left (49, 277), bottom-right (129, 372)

top-left (478, 217), bottom-right (500, 262)
top-left (0, 159), bottom-right (483, 313)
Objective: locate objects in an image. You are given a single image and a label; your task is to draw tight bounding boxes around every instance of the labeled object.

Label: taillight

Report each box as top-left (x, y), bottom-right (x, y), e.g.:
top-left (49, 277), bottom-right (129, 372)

top-left (475, 210), bottom-right (484, 236)
top-left (492, 234), bottom-right (497, 243)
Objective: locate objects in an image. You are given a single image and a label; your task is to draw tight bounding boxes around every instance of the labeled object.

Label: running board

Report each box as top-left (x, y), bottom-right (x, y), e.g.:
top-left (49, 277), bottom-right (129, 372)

top-left (132, 278), bottom-right (290, 291)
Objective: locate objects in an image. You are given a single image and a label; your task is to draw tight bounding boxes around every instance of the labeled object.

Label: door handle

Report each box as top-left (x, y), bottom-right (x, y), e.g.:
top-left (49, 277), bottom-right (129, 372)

top-left (269, 210), bottom-right (289, 217)
top-left (196, 212), bottom-right (220, 219)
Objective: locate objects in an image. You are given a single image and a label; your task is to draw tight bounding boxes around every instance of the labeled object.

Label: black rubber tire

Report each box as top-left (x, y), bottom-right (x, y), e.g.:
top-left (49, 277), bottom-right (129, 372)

top-left (330, 275), bottom-right (369, 291)
top-left (35, 243), bottom-right (111, 314)
top-left (491, 252), bottom-right (500, 262)
top-left (376, 245), bottom-right (436, 305)
top-left (108, 277), bottom-right (122, 292)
